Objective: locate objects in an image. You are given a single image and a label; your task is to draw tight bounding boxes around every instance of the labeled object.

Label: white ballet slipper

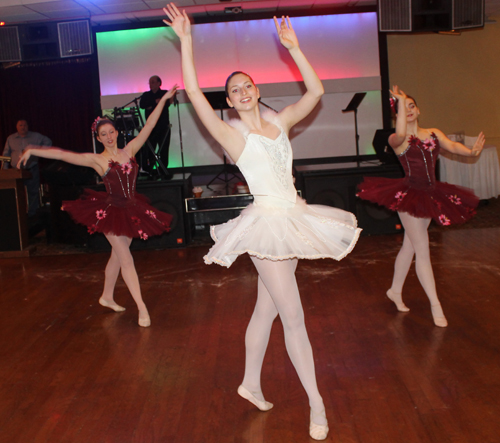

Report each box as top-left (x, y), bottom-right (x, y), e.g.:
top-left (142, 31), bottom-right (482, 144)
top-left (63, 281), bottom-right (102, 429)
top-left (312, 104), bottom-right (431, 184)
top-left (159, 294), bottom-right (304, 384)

top-left (309, 409), bottom-right (329, 440)
top-left (237, 385), bottom-right (273, 411)
top-left (138, 311), bottom-right (151, 328)
top-left (99, 297), bottom-right (126, 312)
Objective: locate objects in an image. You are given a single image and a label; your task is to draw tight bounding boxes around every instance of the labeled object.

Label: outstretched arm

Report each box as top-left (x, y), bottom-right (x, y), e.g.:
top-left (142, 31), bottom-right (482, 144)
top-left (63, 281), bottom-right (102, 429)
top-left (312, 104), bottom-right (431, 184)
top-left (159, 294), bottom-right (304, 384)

top-left (17, 146), bottom-right (101, 172)
top-left (126, 84), bottom-right (179, 156)
top-left (388, 85), bottom-right (408, 150)
top-left (435, 129), bottom-right (485, 157)
top-left (274, 16), bottom-right (324, 131)
top-left (163, 3), bottom-right (242, 160)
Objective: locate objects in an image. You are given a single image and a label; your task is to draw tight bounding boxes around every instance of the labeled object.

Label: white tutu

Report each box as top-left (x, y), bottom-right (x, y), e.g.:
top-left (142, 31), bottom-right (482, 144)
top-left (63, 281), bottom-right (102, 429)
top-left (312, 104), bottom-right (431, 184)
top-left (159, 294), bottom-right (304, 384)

top-left (204, 196), bottom-right (362, 268)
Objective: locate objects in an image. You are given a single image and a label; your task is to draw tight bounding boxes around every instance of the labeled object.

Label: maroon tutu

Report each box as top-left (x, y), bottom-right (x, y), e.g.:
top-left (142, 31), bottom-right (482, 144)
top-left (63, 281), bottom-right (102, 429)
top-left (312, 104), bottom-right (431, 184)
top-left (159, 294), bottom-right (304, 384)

top-left (357, 133), bottom-right (479, 226)
top-left (62, 157), bottom-right (172, 239)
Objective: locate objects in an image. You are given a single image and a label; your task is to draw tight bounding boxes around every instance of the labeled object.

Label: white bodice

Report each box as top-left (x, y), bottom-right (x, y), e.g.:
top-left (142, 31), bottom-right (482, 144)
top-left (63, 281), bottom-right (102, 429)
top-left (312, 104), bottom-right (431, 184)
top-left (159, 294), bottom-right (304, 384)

top-left (234, 114), bottom-right (297, 208)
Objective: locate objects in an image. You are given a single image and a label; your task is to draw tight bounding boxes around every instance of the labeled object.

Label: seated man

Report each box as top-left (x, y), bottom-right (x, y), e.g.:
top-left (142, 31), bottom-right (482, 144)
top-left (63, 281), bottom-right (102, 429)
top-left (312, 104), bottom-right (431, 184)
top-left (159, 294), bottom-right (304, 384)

top-left (2, 119), bottom-right (52, 217)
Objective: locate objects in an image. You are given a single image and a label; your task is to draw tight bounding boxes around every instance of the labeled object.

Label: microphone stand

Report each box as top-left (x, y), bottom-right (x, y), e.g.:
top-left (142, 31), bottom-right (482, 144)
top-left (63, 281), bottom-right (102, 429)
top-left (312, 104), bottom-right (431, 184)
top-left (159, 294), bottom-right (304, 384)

top-left (130, 96), bottom-right (170, 178)
top-left (174, 95), bottom-right (185, 181)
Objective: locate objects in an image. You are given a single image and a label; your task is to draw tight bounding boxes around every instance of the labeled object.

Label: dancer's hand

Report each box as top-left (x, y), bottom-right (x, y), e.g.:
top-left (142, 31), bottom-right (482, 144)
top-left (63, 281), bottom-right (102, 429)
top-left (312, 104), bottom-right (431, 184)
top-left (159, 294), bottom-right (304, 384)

top-left (389, 85), bottom-right (407, 102)
top-left (274, 16), bottom-right (299, 50)
top-left (17, 146), bottom-right (34, 168)
top-left (163, 3), bottom-right (191, 39)
top-left (162, 83), bottom-right (180, 101)
top-left (471, 131), bottom-right (485, 156)
top-left (389, 85), bottom-right (408, 114)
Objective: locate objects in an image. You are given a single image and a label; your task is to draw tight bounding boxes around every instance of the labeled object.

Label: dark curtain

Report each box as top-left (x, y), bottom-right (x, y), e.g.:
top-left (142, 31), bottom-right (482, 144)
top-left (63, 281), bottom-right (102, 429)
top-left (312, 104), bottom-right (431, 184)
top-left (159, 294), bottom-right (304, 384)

top-left (0, 57), bottom-right (96, 154)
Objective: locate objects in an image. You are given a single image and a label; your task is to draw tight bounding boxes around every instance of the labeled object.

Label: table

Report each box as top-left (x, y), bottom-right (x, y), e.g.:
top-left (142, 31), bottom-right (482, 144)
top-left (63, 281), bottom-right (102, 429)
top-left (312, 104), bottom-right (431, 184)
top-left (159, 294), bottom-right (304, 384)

top-left (0, 169), bottom-right (30, 256)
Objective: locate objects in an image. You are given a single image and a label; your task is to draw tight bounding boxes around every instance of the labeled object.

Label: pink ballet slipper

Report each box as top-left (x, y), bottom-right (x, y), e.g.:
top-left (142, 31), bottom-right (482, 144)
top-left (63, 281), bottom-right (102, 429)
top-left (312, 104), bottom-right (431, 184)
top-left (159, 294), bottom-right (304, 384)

top-left (386, 289), bottom-right (410, 312)
top-left (431, 304), bottom-right (448, 327)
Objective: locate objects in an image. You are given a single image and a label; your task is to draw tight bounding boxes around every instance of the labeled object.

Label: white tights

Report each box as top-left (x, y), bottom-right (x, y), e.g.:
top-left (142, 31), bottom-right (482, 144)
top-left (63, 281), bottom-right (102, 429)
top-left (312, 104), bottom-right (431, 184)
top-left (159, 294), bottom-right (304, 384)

top-left (390, 212), bottom-right (444, 316)
top-left (244, 257), bottom-right (326, 423)
top-left (100, 234), bottom-right (148, 314)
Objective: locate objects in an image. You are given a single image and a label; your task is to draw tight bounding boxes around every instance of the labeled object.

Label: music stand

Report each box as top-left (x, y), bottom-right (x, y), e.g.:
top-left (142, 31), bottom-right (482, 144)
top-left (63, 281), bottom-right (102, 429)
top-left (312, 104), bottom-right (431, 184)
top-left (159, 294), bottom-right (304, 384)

top-left (373, 128), bottom-right (398, 164)
top-left (342, 92), bottom-right (366, 167)
top-left (205, 91), bottom-right (242, 194)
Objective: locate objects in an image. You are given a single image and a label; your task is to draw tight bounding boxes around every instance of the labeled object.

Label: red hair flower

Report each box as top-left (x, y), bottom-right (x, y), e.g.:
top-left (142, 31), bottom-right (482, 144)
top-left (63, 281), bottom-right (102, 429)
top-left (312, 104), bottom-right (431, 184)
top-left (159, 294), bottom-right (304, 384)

top-left (91, 117), bottom-right (102, 134)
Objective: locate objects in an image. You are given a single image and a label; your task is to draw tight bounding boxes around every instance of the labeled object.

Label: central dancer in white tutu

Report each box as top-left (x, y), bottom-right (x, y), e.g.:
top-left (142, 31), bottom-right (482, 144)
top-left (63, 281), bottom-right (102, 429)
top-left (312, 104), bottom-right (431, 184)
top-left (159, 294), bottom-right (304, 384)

top-left (164, 4), bottom-right (361, 440)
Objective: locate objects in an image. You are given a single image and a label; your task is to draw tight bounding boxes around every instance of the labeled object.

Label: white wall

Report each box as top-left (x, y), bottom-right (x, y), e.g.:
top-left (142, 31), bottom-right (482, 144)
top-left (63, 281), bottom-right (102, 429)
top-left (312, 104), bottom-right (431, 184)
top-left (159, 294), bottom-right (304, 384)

top-left (97, 12), bottom-right (383, 166)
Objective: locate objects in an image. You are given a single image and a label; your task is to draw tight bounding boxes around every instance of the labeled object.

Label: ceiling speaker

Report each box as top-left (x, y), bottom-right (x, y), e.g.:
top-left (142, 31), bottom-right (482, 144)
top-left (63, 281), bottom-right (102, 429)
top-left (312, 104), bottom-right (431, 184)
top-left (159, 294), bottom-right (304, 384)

top-left (379, 0), bottom-right (484, 32)
top-left (0, 27), bottom-right (21, 62)
top-left (57, 20), bottom-right (92, 58)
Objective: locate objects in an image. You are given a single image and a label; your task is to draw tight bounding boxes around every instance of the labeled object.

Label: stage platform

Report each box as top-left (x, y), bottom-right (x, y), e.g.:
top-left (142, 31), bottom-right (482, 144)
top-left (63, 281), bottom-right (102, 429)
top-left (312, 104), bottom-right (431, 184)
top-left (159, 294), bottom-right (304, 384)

top-left (184, 162), bottom-right (404, 237)
top-left (32, 161), bottom-right (405, 250)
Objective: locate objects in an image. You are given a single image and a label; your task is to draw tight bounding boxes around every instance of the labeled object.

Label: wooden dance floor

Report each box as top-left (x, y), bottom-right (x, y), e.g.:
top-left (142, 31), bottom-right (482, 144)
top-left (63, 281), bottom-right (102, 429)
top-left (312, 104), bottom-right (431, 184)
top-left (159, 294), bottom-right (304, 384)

top-left (1, 227), bottom-right (500, 443)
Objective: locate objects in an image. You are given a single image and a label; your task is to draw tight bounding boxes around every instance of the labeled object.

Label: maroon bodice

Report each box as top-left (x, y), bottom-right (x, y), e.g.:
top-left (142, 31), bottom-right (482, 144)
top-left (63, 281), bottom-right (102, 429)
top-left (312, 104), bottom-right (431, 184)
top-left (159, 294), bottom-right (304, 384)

top-left (398, 133), bottom-right (440, 190)
top-left (102, 158), bottom-right (138, 207)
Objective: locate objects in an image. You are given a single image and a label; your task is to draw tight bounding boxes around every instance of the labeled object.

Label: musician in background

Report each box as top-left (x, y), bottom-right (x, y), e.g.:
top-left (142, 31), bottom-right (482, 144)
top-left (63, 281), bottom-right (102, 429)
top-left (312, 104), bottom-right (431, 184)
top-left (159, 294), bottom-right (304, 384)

top-left (140, 75), bottom-right (175, 179)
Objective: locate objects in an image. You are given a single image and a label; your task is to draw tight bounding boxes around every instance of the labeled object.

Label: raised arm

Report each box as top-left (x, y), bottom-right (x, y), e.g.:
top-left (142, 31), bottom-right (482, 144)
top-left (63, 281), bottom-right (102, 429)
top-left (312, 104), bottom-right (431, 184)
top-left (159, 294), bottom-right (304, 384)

top-left (388, 86), bottom-right (409, 150)
top-left (434, 129), bottom-right (485, 157)
top-left (17, 146), bottom-right (102, 173)
top-left (163, 3), bottom-right (242, 159)
top-left (274, 16), bottom-right (324, 131)
top-left (125, 84), bottom-right (179, 156)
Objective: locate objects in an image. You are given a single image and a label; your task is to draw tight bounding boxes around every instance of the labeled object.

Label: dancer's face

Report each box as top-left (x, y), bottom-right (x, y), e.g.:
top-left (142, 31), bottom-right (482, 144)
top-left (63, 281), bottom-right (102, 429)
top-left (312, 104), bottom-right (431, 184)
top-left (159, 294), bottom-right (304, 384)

top-left (226, 74), bottom-right (260, 110)
top-left (405, 99), bottom-right (419, 122)
top-left (97, 123), bottom-right (118, 148)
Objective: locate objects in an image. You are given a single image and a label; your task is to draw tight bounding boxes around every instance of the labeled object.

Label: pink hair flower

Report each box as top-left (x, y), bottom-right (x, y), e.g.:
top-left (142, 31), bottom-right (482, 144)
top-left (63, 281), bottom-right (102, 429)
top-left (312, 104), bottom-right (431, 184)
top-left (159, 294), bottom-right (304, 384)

top-left (146, 210), bottom-right (157, 219)
top-left (439, 214), bottom-right (451, 226)
top-left (138, 230), bottom-right (148, 240)
top-left (96, 209), bottom-right (107, 220)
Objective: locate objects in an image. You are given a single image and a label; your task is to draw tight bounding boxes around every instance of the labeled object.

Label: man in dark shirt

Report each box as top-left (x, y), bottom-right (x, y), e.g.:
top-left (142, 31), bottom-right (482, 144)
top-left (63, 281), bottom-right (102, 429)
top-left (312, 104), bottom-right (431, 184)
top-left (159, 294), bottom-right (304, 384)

top-left (139, 75), bottom-right (173, 178)
top-left (2, 119), bottom-right (52, 217)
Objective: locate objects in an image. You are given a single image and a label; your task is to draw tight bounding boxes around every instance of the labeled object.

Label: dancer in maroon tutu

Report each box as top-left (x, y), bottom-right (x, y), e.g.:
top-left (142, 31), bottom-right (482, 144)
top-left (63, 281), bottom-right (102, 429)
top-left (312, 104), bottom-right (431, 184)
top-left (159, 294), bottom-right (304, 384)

top-left (18, 84), bottom-right (178, 327)
top-left (358, 86), bottom-right (485, 327)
